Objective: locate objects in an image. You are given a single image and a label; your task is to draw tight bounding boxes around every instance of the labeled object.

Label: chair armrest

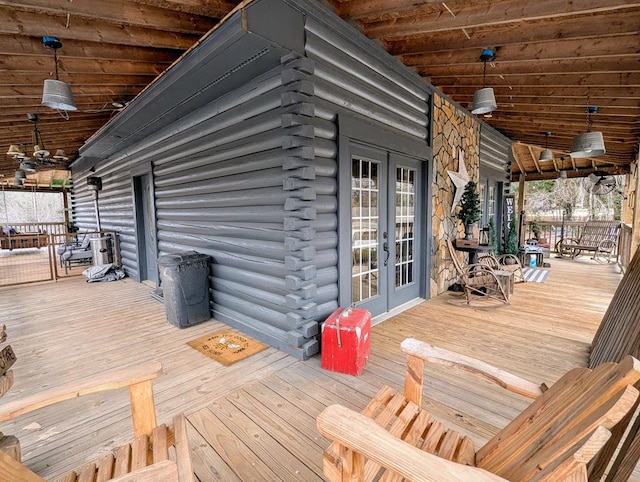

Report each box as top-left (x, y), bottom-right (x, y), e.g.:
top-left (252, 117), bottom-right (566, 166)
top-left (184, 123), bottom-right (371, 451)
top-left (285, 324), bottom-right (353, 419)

top-left (0, 362), bottom-right (162, 436)
top-left (0, 450), bottom-right (45, 482)
top-left (400, 338), bottom-right (545, 399)
top-left (317, 404), bottom-right (509, 482)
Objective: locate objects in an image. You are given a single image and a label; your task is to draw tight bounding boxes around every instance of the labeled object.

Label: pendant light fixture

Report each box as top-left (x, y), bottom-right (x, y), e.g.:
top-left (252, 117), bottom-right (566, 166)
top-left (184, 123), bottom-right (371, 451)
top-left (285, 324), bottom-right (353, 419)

top-left (41, 36), bottom-right (77, 112)
top-left (570, 106), bottom-right (605, 158)
top-left (471, 49), bottom-right (497, 115)
top-left (5, 113), bottom-right (68, 168)
top-left (559, 156), bottom-right (568, 179)
top-left (539, 132), bottom-right (553, 161)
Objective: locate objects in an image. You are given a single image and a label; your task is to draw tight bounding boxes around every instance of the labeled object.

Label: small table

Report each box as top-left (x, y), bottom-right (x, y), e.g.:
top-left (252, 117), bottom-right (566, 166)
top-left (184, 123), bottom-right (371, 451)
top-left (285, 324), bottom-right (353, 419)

top-left (493, 269), bottom-right (514, 298)
top-left (454, 244), bottom-right (494, 264)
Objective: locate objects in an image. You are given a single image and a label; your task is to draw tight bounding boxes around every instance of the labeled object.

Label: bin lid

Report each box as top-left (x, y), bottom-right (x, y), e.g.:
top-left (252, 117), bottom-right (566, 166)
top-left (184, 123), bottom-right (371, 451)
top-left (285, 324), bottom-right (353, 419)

top-left (157, 250), bottom-right (210, 266)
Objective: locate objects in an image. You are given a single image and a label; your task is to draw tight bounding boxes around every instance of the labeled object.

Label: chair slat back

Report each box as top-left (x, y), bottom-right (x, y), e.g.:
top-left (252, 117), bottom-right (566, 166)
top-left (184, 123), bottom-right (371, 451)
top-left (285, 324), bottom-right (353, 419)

top-left (477, 356), bottom-right (640, 481)
top-left (446, 239), bottom-right (466, 280)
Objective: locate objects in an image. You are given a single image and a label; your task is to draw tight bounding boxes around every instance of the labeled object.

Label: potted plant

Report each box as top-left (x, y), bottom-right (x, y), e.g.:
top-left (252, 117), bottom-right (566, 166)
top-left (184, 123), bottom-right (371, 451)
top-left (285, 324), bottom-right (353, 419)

top-left (456, 181), bottom-right (481, 240)
top-left (504, 211), bottom-right (519, 256)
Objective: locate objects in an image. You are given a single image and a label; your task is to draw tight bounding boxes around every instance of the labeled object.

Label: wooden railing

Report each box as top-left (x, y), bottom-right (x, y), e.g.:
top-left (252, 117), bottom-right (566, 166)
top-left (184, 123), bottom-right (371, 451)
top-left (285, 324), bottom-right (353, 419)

top-left (0, 224), bottom-right (119, 286)
top-left (0, 222), bottom-right (66, 238)
top-left (521, 220), bottom-right (591, 251)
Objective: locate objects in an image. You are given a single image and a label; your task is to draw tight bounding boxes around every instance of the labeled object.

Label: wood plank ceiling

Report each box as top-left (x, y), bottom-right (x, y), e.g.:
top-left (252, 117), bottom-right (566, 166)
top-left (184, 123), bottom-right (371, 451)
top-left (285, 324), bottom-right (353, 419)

top-left (1, 0), bottom-right (638, 187)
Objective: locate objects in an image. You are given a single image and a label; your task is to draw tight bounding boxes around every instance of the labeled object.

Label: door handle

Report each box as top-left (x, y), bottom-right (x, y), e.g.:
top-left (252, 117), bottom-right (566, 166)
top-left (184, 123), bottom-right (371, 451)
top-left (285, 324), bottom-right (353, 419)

top-left (383, 231), bottom-right (390, 266)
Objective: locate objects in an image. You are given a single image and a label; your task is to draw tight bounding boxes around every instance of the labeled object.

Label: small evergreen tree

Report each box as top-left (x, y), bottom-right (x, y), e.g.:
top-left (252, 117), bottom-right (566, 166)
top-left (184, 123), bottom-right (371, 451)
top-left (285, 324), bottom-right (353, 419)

top-left (456, 181), bottom-right (481, 226)
top-left (488, 217), bottom-right (497, 254)
top-left (504, 212), bottom-right (519, 255)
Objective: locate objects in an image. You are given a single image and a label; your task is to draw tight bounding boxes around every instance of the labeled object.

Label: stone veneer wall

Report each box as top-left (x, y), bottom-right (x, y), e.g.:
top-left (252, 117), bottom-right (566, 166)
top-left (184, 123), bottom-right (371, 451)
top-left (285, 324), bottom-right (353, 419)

top-left (431, 93), bottom-right (480, 297)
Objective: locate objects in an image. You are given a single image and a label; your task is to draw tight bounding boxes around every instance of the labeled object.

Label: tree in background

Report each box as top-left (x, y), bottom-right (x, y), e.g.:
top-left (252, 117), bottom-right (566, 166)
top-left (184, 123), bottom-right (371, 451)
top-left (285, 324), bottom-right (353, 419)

top-left (512, 176), bottom-right (623, 221)
top-left (0, 191), bottom-right (65, 224)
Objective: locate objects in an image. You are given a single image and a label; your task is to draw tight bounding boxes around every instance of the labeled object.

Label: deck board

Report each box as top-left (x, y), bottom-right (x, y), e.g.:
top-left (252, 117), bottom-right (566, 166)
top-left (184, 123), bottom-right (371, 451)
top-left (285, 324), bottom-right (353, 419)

top-left (1, 256), bottom-right (637, 480)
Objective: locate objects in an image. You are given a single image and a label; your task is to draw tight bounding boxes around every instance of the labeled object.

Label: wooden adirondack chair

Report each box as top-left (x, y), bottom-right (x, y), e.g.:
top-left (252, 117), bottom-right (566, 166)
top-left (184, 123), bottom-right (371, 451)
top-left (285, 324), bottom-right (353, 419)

top-left (317, 338), bottom-right (640, 482)
top-left (446, 239), bottom-right (509, 305)
top-left (0, 362), bottom-right (193, 482)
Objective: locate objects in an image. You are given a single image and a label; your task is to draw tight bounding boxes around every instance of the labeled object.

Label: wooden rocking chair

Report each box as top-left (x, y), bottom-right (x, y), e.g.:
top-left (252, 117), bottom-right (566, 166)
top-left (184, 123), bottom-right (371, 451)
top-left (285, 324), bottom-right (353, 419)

top-left (478, 252), bottom-right (525, 282)
top-left (446, 239), bottom-right (509, 304)
top-left (317, 338), bottom-right (640, 482)
top-left (0, 362), bottom-right (193, 482)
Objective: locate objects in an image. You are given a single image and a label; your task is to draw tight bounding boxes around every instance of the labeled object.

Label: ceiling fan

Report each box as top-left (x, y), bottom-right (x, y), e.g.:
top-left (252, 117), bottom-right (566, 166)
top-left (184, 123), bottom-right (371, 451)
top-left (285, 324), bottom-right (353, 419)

top-left (583, 171), bottom-right (617, 196)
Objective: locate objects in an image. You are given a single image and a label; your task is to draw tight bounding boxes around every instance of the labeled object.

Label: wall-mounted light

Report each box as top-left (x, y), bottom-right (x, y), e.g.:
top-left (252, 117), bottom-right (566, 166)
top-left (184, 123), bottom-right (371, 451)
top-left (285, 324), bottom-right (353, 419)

top-left (570, 106), bottom-right (605, 158)
top-left (471, 49), bottom-right (497, 115)
top-left (41, 36), bottom-right (77, 112)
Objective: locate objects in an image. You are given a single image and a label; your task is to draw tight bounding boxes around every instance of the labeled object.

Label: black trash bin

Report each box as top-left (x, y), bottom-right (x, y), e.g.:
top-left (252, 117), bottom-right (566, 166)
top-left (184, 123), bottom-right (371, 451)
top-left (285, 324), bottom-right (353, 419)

top-left (157, 251), bottom-right (211, 327)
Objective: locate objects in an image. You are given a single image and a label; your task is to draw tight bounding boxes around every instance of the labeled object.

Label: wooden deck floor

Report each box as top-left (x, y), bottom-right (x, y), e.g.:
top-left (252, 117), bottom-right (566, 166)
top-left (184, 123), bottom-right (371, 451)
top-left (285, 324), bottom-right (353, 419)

top-left (0, 255), bottom-right (629, 481)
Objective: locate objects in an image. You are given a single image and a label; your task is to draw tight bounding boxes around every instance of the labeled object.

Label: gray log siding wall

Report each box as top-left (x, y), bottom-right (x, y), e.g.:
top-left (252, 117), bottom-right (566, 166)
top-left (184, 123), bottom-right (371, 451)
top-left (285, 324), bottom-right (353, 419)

top-left (70, 1), bottom-right (431, 360)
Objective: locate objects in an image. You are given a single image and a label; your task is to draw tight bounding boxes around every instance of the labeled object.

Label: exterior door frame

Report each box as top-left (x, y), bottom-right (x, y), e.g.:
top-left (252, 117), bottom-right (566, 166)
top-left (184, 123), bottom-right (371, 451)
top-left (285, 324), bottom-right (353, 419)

top-left (337, 114), bottom-right (432, 312)
top-left (131, 161), bottom-right (158, 284)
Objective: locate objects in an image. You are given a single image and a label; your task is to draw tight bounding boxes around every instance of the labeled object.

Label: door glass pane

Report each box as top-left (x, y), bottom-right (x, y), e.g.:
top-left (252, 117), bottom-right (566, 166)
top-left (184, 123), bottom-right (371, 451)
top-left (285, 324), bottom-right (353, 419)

top-left (488, 185), bottom-right (496, 216)
top-left (352, 157), bottom-right (379, 303)
top-left (395, 166), bottom-right (415, 288)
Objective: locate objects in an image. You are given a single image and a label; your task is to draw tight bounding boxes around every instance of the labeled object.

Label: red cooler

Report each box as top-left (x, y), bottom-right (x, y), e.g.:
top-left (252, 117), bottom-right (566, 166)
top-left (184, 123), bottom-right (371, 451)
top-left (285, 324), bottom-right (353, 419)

top-left (321, 306), bottom-right (371, 375)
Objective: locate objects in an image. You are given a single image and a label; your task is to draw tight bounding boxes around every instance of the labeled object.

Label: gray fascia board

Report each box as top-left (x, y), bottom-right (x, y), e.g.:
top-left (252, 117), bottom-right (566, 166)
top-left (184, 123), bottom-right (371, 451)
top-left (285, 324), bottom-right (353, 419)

top-left (74, 4), bottom-right (295, 168)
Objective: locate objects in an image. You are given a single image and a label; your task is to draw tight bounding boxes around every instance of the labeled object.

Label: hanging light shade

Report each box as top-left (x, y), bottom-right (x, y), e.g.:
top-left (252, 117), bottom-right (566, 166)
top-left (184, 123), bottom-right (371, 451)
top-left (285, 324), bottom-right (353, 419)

top-left (539, 132), bottom-right (553, 161)
top-left (13, 177), bottom-right (24, 187)
top-left (33, 145), bottom-right (50, 159)
top-left (42, 79), bottom-right (77, 111)
top-left (6, 144), bottom-right (25, 157)
top-left (539, 149), bottom-right (553, 161)
top-left (570, 106), bottom-right (605, 158)
top-left (571, 131), bottom-right (606, 158)
top-left (53, 149), bottom-right (69, 161)
top-left (14, 169), bottom-right (26, 180)
top-left (471, 49), bottom-right (497, 115)
top-left (41, 36), bottom-right (77, 112)
top-left (471, 87), bottom-right (497, 115)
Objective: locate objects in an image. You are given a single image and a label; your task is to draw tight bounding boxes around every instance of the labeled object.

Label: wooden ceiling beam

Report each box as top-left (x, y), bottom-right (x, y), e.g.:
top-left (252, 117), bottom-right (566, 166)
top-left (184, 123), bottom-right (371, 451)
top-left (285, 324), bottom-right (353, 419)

top-left (485, 117), bottom-right (636, 136)
top-left (129, 0), bottom-right (238, 18)
top-left (517, 165), bottom-right (629, 181)
top-left (0, 97), bottom-right (138, 110)
top-left (0, 7), bottom-right (202, 49)
top-left (0, 0), bottom-right (218, 34)
top-left (0, 84), bottom-right (146, 97)
top-left (451, 94), bottom-right (640, 109)
top-left (439, 85), bottom-right (639, 99)
top-left (484, 104), bottom-right (640, 118)
top-left (402, 34), bottom-right (640, 65)
top-left (0, 55), bottom-right (169, 76)
top-left (0, 35), bottom-right (180, 62)
top-left (0, 122), bottom-right (117, 137)
top-left (0, 73), bottom-right (156, 87)
top-left (384, 9), bottom-right (640, 55)
top-left (419, 57), bottom-right (640, 78)
top-left (335, 0), bottom-right (445, 20)
top-left (430, 72), bottom-right (640, 88)
top-left (362, 0), bottom-right (640, 38)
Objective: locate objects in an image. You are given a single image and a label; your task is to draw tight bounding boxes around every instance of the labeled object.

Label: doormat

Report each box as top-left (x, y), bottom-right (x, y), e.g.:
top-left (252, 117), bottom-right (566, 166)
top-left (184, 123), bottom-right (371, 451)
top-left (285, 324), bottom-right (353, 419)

top-left (522, 267), bottom-right (550, 283)
top-left (187, 329), bottom-right (268, 366)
